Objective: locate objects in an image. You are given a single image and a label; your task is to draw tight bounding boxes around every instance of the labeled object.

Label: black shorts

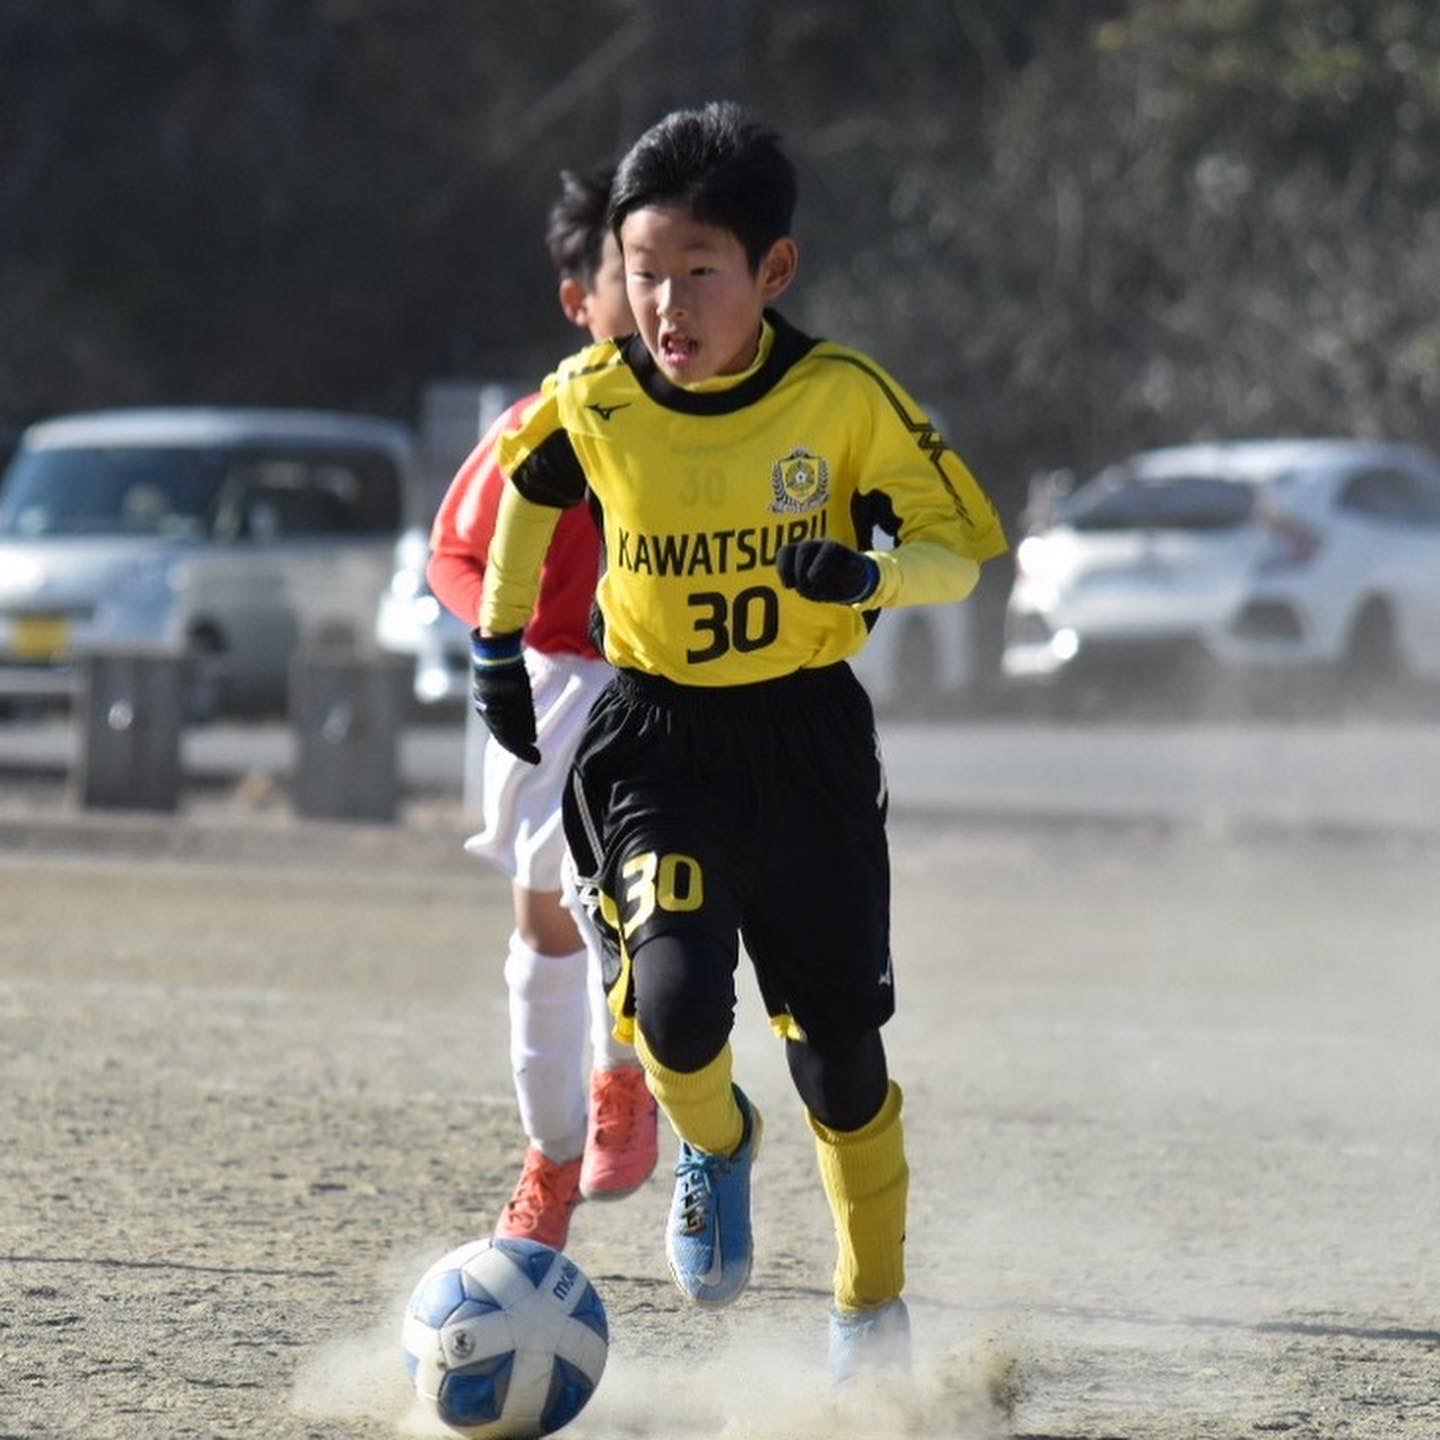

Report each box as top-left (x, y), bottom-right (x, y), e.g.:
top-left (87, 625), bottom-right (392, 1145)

top-left (562, 662), bottom-right (893, 1043)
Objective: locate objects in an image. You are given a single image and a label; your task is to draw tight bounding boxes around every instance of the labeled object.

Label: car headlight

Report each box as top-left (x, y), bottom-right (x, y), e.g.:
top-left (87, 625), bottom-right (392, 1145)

top-left (389, 568), bottom-right (426, 600)
top-left (1052, 627), bottom-right (1080, 660)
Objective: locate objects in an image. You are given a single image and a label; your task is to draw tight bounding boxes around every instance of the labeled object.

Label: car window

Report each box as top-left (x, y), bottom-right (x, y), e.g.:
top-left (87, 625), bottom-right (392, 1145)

top-left (1063, 474), bottom-right (1256, 532)
top-left (1336, 467), bottom-right (1440, 525)
top-left (213, 448), bottom-right (403, 540)
top-left (0, 442), bottom-right (404, 540)
top-left (0, 446), bottom-right (230, 538)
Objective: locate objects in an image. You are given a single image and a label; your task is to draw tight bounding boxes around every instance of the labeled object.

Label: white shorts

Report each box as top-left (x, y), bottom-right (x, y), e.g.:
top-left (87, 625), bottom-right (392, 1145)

top-left (464, 650), bottom-right (611, 892)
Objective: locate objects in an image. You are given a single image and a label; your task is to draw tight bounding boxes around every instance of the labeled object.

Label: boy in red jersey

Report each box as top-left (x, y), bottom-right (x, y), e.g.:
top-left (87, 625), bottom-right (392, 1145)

top-left (427, 164), bottom-right (656, 1249)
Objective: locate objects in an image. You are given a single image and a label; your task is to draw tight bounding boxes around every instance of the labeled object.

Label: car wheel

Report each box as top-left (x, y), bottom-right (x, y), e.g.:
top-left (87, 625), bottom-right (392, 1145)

top-left (1048, 673), bottom-right (1112, 722)
top-left (1173, 646), bottom-right (1253, 722)
top-left (1344, 599), bottom-right (1401, 678)
top-left (186, 628), bottom-right (225, 723)
top-left (1341, 599), bottom-right (1404, 710)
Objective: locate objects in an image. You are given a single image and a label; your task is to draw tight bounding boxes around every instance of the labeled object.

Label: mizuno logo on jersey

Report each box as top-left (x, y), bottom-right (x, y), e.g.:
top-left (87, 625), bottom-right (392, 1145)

top-left (613, 511), bottom-right (828, 577)
top-left (587, 402), bottom-right (632, 421)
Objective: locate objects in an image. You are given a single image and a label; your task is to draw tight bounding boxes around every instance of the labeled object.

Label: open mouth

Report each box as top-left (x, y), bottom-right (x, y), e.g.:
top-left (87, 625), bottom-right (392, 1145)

top-left (660, 331), bottom-right (699, 366)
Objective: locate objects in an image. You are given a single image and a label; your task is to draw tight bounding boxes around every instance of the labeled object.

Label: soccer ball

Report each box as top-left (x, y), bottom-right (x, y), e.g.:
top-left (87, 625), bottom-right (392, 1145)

top-left (401, 1237), bottom-right (609, 1438)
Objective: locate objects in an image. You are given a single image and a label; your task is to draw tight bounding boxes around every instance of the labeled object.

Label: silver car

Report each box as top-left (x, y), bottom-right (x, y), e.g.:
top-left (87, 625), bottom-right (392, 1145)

top-left (1003, 438), bottom-right (1440, 706)
top-left (0, 408), bottom-right (416, 714)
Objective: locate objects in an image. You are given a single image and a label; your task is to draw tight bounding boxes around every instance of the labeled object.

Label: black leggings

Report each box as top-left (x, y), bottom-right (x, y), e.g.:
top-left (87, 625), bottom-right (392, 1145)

top-left (633, 933), bottom-right (890, 1133)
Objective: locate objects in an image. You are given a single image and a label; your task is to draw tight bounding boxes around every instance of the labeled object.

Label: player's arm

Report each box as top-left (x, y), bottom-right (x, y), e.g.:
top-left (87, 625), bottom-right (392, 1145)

top-left (866, 536), bottom-right (982, 609)
top-left (777, 530), bottom-right (984, 608)
top-left (479, 387), bottom-right (590, 633)
top-left (426, 408), bottom-right (518, 626)
top-left (854, 388), bottom-right (1006, 608)
top-left (781, 380), bottom-right (1006, 610)
top-left (473, 391), bottom-right (587, 762)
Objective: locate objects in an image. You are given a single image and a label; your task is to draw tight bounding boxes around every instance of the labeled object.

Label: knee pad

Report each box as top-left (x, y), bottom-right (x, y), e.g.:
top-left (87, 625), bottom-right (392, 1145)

top-left (786, 1028), bottom-right (889, 1132)
top-left (631, 931), bottom-right (736, 1073)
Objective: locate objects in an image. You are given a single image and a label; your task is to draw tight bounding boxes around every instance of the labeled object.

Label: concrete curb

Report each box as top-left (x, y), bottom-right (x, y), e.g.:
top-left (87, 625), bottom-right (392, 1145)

top-left (0, 803), bottom-right (478, 871)
top-left (887, 799), bottom-right (1440, 851)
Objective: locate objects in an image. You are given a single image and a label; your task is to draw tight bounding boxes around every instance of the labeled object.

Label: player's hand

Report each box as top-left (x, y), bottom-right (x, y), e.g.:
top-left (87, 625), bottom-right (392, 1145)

top-left (776, 539), bottom-right (881, 605)
top-left (470, 630), bottom-right (541, 765)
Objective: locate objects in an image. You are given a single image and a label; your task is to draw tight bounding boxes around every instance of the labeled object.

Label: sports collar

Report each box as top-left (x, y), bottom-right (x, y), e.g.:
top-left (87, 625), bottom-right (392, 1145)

top-left (622, 309), bottom-right (821, 415)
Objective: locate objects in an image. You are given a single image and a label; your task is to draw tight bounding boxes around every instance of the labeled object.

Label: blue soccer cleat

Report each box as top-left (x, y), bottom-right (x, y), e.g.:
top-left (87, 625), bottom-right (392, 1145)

top-left (665, 1085), bottom-right (763, 1307)
top-left (828, 1297), bottom-right (912, 1383)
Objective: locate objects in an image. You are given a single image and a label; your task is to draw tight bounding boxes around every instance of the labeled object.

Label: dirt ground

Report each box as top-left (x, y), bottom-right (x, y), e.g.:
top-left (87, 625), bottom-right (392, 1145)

top-left (3, 802), bottom-right (1439, 1440)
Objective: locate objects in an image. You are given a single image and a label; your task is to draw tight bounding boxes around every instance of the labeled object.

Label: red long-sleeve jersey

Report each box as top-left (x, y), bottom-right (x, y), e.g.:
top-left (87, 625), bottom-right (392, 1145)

top-left (427, 396), bottom-right (602, 658)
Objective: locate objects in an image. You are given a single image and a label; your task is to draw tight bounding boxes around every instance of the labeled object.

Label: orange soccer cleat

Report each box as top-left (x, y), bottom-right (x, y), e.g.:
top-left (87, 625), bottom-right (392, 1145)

top-left (580, 1065), bottom-right (659, 1201)
top-left (494, 1147), bottom-right (583, 1251)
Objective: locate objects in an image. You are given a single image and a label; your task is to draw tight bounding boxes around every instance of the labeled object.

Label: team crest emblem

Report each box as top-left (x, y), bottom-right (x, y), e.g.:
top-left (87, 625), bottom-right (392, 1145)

top-left (769, 447), bottom-right (830, 513)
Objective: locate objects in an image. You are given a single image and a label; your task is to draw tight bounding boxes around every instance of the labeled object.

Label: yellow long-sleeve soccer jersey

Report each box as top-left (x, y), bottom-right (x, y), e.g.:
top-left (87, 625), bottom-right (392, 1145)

top-left (482, 311), bottom-right (1007, 687)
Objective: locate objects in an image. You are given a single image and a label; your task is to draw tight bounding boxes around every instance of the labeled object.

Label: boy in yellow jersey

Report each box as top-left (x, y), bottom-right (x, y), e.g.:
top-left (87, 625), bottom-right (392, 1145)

top-left (472, 101), bottom-right (1007, 1380)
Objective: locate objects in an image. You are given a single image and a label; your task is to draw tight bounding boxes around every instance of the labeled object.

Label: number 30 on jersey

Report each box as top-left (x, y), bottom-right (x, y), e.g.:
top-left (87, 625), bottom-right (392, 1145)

top-left (686, 586), bottom-right (779, 663)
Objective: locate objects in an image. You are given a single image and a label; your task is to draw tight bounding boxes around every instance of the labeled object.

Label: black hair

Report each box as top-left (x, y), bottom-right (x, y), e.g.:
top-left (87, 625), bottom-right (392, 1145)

top-left (607, 101), bottom-right (797, 271)
top-left (545, 161), bottom-right (617, 285)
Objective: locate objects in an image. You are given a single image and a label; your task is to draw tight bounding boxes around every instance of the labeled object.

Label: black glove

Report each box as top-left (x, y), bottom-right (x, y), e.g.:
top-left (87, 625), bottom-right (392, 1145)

top-left (776, 539), bottom-right (881, 605)
top-left (470, 630), bottom-right (540, 764)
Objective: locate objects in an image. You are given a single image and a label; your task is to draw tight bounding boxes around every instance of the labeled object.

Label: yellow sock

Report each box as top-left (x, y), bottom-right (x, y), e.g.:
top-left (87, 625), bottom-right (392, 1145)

top-left (633, 1030), bottom-right (744, 1156)
top-left (810, 1081), bottom-right (908, 1311)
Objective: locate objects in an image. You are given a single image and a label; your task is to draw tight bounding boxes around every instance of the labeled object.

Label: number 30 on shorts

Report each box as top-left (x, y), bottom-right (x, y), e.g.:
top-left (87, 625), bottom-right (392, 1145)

top-left (619, 851), bottom-right (704, 938)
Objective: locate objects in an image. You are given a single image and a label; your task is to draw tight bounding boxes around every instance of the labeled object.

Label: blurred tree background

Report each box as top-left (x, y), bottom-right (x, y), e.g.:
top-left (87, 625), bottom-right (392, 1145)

top-left (4, 0), bottom-right (1440, 527)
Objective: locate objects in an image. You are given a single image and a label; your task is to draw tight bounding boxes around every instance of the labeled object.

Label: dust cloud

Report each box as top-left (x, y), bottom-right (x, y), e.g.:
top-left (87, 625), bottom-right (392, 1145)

top-left (289, 1248), bottom-right (1018, 1439)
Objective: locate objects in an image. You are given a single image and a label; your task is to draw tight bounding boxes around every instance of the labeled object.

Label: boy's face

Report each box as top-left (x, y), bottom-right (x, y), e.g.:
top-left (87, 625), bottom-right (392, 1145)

top-left (560, 233), bottom-right (634, 343)
top-left (620, 204), bottom-right (796, 385)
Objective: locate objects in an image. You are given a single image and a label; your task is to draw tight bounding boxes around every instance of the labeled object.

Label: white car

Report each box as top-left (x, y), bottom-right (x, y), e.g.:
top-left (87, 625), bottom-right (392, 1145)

top-left (0, 408), bottom-right (415, 714)
top-left (1003, 438), bottom-right (1440, 702)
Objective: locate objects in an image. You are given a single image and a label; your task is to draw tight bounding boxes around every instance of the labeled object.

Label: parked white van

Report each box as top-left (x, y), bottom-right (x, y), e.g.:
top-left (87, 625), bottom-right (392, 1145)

top-left (0, 408), bottom-right (416, 714)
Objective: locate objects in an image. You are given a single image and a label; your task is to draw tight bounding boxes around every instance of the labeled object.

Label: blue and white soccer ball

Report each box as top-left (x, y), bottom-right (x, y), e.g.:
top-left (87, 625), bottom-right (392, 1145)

top-left (401, 1237), bottom-right (609, 1439)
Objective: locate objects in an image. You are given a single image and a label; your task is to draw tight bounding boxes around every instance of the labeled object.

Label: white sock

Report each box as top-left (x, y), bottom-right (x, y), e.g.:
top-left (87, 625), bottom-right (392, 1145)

top-left (502, 932), bottom-right (588, 1161)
